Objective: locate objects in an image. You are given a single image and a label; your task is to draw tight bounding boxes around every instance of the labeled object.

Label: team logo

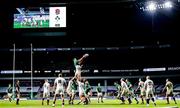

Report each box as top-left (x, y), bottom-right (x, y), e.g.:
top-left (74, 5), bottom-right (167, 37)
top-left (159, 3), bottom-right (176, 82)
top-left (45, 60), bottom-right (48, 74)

top-left (55, 9), bottom-right (60, 15)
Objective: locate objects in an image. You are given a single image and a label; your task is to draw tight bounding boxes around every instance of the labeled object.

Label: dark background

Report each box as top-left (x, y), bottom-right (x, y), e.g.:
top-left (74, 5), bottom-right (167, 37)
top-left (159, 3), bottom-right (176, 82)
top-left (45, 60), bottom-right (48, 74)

top-left (0, 0), bottom-right (180, 73)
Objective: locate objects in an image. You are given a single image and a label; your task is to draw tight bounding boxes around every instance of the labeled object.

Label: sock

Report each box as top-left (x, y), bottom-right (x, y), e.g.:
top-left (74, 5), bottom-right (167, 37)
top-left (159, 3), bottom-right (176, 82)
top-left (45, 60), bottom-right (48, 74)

top-left (128, 98), bottom-right (132, 104)
top-left (16, 98), bottom-right (19, 105)
top-left (62, 99), bottom-right (64, 105)
top-left (47, 99), bottom-right (49, 105)
top-left (146, 99), bottom-right (150, 105)
top-left (135, 97), bottom-right (139, 103)
top-left (166, 97), bottom-right (169, 104)
top-left (152, 97), bottom-right (156, 103)
top-left (172, 97), bottom-right (177, 104)
top-left (121, 97), bottom-right (125, 103)
top-left (42, 98), bottom-right (44, 105)
top-left (142, 98), bottom-right (144, 104)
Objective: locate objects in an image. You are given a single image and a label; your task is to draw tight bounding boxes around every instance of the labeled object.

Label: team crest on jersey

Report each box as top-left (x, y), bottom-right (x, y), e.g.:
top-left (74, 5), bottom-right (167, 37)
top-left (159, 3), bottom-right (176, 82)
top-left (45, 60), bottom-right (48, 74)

top-left (55, 9), bottom-right (60, 15)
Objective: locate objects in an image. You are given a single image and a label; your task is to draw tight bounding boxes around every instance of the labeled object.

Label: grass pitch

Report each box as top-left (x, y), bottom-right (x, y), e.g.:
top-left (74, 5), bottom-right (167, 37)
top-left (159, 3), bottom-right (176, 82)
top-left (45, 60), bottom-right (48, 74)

top-left (0, 99), bottom-right (179, 108)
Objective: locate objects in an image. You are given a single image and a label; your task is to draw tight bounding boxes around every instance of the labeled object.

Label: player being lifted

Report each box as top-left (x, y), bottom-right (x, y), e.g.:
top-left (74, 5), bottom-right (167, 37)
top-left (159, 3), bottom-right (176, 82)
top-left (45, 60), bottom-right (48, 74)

top-left (162, 79), bottom-right (177, 104)
top-left (67, 77), bottom-right (78, 105)
top-left (73, 53), bottom-right (89, 79)
top-left (42, 79), bottom-right (50, 105)
top-left (15, 80), bottom-right (20, 105)
top-left (136, 78), bottom-right (145, 104)
top-left (114, 81), bottom-right (121, 99)
top-left (125, 79), bottom-right (139, 104)
top-left (52, 74), bottom-right (67, 107)
top-left (6, 84), bottom-right (13, 102)
top-left (96, 83), bottom-right (104, 103)
top-left (144, 76), bottom-right (156, 106)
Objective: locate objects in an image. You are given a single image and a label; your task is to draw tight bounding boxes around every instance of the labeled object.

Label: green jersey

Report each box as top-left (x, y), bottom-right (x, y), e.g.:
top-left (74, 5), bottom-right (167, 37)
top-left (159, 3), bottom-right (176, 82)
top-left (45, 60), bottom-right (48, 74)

top-left (7, 87), bottom-right (13, 93)
top-left (85, 82), bottom-right (91, 94)
top-left (126, 81), bottom-right (133, 91)
top-left (97, 86), bottom-right (102, 93)
top-left (114, 83), bottom-right (121, 91)
top-left (71, 81), bottom-right (78, 90)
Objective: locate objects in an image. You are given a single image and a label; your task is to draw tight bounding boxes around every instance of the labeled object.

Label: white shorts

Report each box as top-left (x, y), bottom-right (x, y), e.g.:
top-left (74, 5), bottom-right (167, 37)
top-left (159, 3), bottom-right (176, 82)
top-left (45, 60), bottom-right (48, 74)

top-left (79, 91), bottom-right (85, 97)
top-left (146, 88), bottom-right (154, 98)
top-left (43, 91), bottom-right (50, 98)
top-left (75, 71), bottom-right (81, 77)
top-left (97, 93), bottom-right (102, 97)
top-left (121, 89), bottom-right (129, 97)
top-left (8, 93), bottom-right (12, 97)
top-left (55, 88), bottom-right (64, 95)
top-left (166, 89), bottom-right (173, 95)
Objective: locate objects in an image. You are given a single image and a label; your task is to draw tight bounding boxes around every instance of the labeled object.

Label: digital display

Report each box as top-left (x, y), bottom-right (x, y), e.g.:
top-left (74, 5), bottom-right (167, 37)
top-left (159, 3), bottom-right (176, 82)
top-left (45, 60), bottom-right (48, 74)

top-left (13, 7), bottom-right (66, 28)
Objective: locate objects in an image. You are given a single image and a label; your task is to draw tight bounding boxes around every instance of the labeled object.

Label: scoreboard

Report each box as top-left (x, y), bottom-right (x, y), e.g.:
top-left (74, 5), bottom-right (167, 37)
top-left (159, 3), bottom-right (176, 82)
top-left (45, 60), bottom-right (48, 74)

top-left (13, 7), bottom-right (66, 28)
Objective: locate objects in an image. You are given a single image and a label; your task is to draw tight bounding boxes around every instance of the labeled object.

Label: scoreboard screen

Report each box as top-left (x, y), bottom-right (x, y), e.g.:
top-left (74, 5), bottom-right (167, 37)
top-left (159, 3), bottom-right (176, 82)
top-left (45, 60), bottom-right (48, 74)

top-left (13, 7), bottom-right (66, 28)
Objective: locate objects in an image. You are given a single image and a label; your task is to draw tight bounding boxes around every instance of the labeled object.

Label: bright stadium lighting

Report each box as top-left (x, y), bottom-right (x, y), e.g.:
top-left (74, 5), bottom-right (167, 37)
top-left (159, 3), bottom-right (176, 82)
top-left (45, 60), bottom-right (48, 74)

top-left (147, 2), bottom-right (157, 11)
top-left (164, 1), bottom-right (172, 8)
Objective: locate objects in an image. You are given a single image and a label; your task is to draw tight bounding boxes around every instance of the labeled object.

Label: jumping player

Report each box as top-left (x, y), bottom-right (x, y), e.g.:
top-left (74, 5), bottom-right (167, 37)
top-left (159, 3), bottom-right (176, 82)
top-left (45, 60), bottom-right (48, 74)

top-left (73, 53), bottom-right (89, 79)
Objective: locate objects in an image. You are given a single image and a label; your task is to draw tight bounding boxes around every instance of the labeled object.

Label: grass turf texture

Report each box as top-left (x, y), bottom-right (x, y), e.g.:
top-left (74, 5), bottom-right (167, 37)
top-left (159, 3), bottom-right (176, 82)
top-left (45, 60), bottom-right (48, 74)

top-left (0, 99), bottom-right (179, 108)
top-left (13, 20), bottom-right (49, 28)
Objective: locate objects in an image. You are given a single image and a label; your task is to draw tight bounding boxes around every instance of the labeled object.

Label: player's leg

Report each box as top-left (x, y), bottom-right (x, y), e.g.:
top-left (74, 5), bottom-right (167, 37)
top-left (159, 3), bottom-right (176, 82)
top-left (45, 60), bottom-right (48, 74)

top-left (171, 92), bottom-right (177, 104)
top-left (71, 90), bottom-right (76, 104)
top-left (16, 93), bottom-right (20, 105)
top-left (140, 90), bottom-right (145, 104)
top-left (42, 92), bottom-right (45, 105)
top-left (140, 95), bottom-right (144, 104)
top-left (127, 92), bottom-right (132, 104)
top-left (150, 93), bottom-right (156, 106)
top-left (101, 93), bottom-right (104, 103)
top-left (146, 91), bottom-right (150, 106)
top-left (166, 92), bottom-right (170, 104)
top-left (8, 93), bottom-right (12, 102)
top-left (97, 93), bottom-right (100, 103)
top-left (61, 94), bottom-right (65, 107)
top-left (52, 91), bottom-right (58, 107)
top-left (132, 92), bottom-right (139, 104)
top-left (68, 92), bottom-right (72, 104)
top-left (71, 94), bottom-right (74, 104)
top-left (86, 91), bottom-right (91, 103)
top-left (47, 92), bottom-right (50, 105)
top-left (120, 90), bottom-right (125, 104)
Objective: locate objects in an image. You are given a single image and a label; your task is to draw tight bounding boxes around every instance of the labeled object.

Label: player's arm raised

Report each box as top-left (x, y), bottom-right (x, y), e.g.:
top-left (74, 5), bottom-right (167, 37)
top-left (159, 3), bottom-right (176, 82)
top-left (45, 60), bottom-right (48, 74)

top-left (78, 54), bottom-right (89, 65)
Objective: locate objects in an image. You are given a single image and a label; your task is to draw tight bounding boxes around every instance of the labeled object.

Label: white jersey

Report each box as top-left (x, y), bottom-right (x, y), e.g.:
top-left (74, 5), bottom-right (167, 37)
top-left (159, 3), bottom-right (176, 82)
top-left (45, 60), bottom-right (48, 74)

top-left (121, 81), bottom-right (129, 90)
top-left (76, 65), bottom-right (82, 72)
top-left (54, 77), bottom-right (66, 89)
top-left (77, 81), bottom-right (85, 96)
top-left (43, 82), bottom-right (50, 93)
top-left (144, 79), bottom-right (154, 90)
